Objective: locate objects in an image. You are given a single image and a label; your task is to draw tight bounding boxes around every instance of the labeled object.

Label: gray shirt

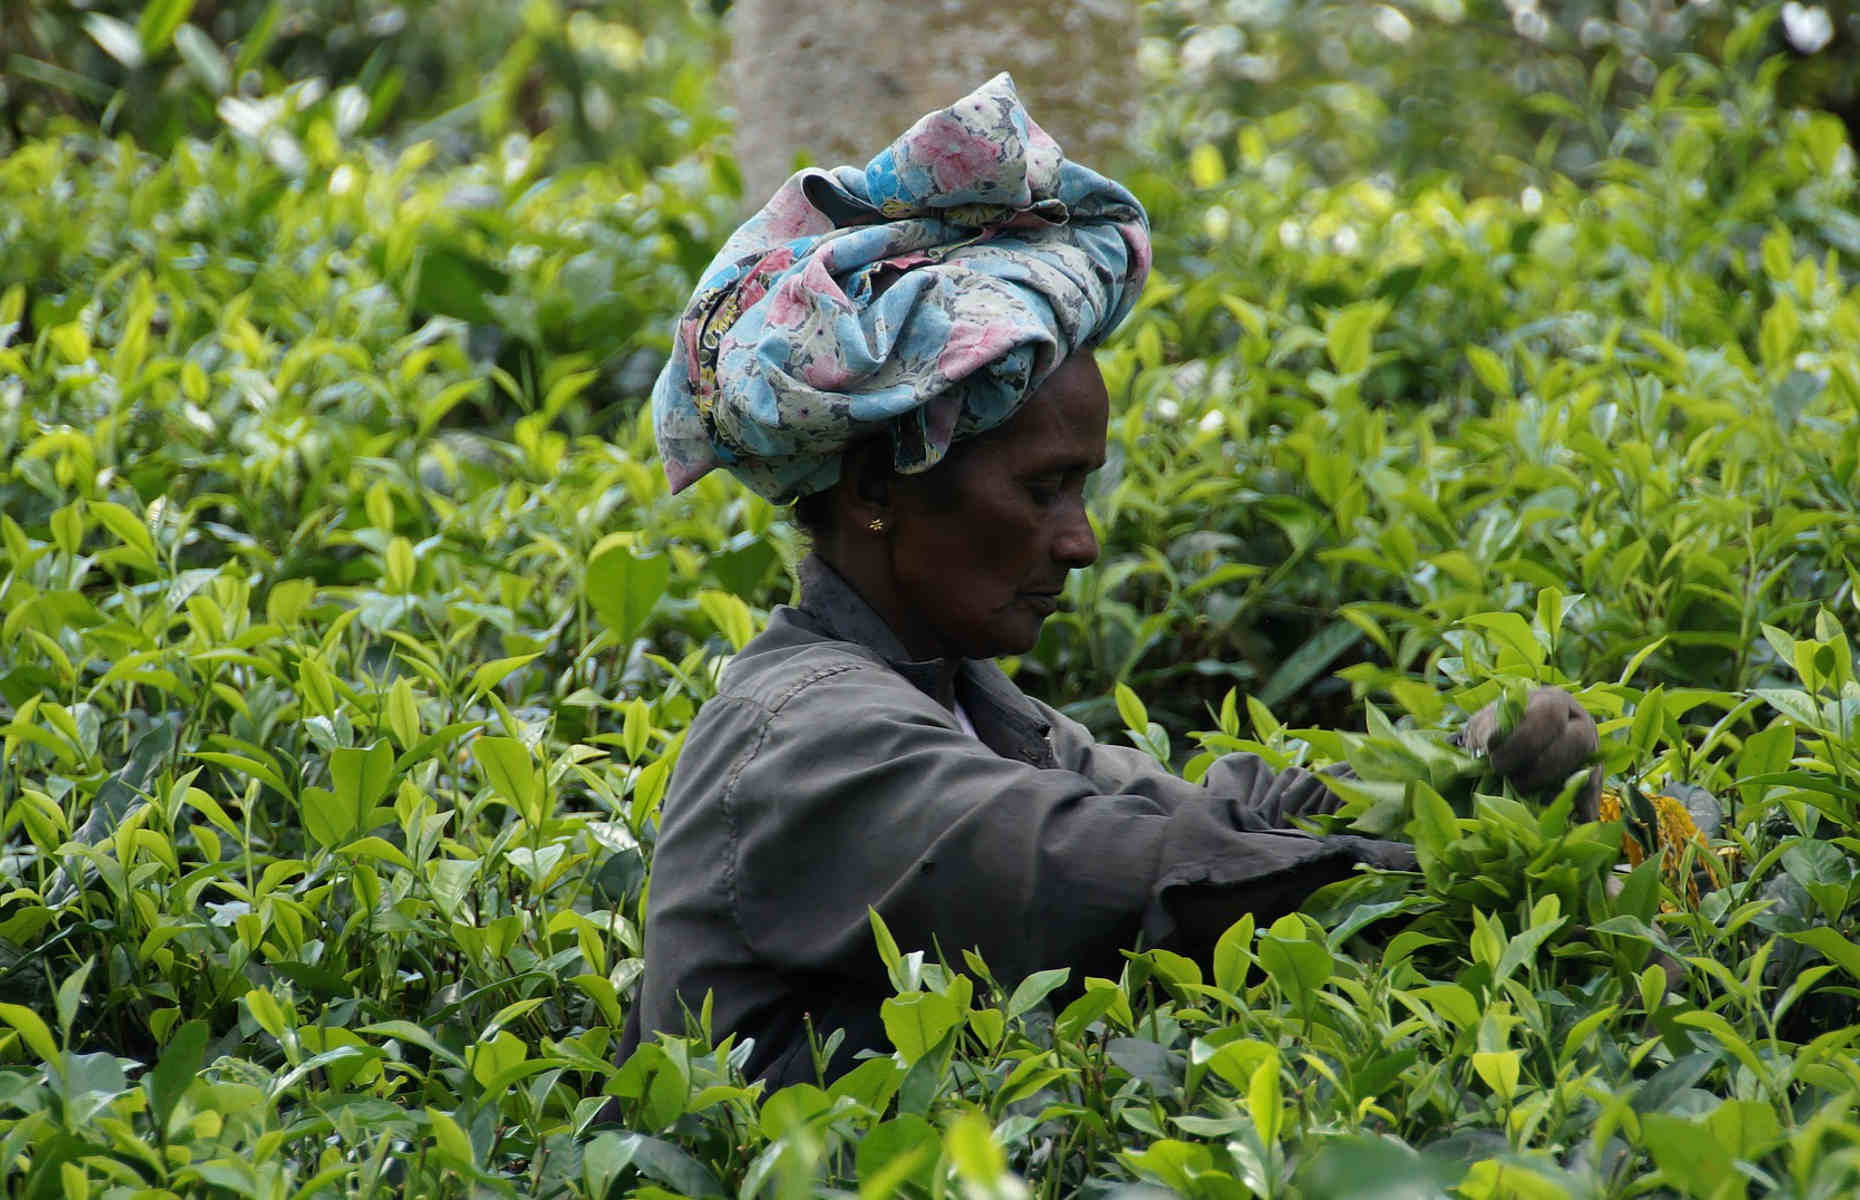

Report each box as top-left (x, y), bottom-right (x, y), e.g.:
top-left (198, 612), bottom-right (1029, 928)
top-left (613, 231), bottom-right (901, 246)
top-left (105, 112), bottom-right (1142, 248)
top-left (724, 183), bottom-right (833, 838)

top-left (627, 555), bottom-right (1412, 1085)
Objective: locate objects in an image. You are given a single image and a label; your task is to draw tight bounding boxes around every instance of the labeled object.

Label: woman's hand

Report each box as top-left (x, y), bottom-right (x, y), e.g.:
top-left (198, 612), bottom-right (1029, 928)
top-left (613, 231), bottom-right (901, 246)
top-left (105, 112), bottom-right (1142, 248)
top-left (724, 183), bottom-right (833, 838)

top-left (1459, 686), bottom-right (1603, 819)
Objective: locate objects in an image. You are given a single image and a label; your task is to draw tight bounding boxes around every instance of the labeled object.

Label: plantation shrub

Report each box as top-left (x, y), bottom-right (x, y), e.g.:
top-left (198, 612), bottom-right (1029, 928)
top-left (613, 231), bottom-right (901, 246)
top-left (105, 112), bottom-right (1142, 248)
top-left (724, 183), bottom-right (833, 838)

top-left (1140, 0), bottom-right (1860, 187)
top-left (4, 14), bottom-right (1860, 1200)
top-left (2, 0), bottom-right (728, 170)
top-left (1034, 50), bottom-right (1860, 735)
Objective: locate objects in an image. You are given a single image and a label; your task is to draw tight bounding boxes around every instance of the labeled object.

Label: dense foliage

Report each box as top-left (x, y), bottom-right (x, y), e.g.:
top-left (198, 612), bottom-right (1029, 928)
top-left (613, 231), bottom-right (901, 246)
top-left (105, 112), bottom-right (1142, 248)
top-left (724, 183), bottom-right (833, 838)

top-left (4, 2), bottom-right (1860, 1196)
top-left (3, 0), bottom-right (728, 169)
top-left (1142, 0), bottom-right (1860, 188)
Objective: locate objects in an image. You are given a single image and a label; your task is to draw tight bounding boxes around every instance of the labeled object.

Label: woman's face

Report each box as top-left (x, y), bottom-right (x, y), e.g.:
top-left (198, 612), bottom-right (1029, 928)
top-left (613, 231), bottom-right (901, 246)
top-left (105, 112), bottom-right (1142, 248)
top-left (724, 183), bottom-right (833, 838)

top-left (884, 355), bottom-right (1108, 660)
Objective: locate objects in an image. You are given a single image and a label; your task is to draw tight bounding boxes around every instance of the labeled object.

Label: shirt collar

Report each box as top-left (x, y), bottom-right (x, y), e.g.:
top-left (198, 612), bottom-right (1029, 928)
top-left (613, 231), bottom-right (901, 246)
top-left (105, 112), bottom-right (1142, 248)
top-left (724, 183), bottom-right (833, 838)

top-left (794, 554), bottom-right (1058, 767)
top-left (795, 553), bottom-right (921, 666)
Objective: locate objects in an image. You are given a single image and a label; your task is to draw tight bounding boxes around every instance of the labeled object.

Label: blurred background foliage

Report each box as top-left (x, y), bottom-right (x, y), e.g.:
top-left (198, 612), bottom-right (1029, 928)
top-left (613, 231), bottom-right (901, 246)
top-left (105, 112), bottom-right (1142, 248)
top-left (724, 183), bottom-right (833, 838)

top-left (2, 0), bottom-right (729, 167)
top-left (5, 0), bottom-right (1857, 176)
top-left (1142, 0), bottom-right (1860, 187)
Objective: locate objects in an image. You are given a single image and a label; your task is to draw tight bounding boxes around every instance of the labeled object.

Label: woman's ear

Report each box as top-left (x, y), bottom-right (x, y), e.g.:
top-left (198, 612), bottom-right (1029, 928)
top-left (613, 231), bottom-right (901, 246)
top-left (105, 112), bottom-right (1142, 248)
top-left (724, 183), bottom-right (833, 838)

top-left (840, 439), bottom-right (895, 534)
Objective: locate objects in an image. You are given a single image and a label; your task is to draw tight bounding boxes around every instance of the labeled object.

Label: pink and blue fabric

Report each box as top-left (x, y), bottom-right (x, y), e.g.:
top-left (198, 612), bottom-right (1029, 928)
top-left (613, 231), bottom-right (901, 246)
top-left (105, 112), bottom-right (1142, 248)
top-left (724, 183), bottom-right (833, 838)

top-left (652, 73), bottom-right (1152, 503)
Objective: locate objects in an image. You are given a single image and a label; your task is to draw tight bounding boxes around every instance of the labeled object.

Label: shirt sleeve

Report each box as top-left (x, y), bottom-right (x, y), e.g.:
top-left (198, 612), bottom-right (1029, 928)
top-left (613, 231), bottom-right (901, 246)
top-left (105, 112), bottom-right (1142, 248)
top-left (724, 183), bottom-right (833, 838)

top-left (721, 663), bottom-right (1408, 990)
top-left (1031, 696), bottom-right (1352, 827)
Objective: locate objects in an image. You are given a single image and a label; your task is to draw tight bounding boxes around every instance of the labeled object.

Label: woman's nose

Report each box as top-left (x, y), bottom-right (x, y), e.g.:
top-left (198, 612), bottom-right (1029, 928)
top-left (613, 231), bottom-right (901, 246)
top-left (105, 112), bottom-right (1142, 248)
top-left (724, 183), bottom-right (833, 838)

top-left (1053, 502), bottom-right (1099, 568)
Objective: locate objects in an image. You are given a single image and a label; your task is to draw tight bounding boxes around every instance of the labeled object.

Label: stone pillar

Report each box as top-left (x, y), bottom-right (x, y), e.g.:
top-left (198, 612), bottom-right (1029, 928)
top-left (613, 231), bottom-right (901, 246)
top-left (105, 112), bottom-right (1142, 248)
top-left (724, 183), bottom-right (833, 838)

top-left (728, 0), bottom-right (1139, 203)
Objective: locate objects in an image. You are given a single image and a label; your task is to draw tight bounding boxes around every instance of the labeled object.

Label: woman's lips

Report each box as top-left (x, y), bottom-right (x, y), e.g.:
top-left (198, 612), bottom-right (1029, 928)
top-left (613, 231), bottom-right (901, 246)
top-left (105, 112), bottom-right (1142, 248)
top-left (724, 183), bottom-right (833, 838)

top-left (1020, 593), bottom-right (1060, 615)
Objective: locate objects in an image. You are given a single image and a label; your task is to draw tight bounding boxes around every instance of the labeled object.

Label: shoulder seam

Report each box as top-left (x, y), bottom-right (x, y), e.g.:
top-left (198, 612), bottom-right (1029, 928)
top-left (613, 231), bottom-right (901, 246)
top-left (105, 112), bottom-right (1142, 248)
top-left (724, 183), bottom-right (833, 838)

top-left (716, 648), bottom-right (883, 709)
top-left (768, 661), bottom-right (871, 712)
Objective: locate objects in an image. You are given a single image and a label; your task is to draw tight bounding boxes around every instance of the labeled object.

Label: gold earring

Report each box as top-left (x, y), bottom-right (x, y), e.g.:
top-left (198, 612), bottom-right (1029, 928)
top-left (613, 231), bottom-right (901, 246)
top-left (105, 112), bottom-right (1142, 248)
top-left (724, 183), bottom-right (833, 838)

top-left (867, 518), bottom-right (887, 534)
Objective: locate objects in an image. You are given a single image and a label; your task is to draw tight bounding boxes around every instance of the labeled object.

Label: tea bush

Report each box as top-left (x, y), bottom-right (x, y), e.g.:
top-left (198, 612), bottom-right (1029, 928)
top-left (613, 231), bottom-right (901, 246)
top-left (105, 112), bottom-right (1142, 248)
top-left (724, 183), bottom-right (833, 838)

top-left (1034, 39), bottom-right (1860, 736)
top-left (4, 12), bottom-right (1860, 1199)
top-left (1140, 0), bottom-right (1860, 189)
top-left (2, 0), bottom-right (728, 170)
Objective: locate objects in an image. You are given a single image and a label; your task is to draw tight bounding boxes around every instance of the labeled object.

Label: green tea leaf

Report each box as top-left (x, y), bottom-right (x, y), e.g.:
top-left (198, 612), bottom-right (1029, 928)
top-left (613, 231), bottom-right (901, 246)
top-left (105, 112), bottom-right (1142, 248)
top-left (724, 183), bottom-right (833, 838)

top-left (146, 1019), bottom-right (208, 1137)
top-left (1471, 1050), bottom-right (1520, 1101)
top-left (473, 736), bottom-right (542, 821)
top-left (90, 501), bottom-right (158, 568)
top-left (54, 959), bottom-right (94, 1039)
top-left (587, 536), bottom-right (670, 644)
top-left (1707, 1098), bottom-right (1782, 1161)
top-left (301, 787), bottom-right (352, 850)
top-left (944, 1111), bottom-right (1006, 1184)
top-left (880, 991), bottom-right (960, 1064)
top-left (1212, 912), bottom-right (1256, 995)
top-left (468, 1030), bottom-right (526, 1088)
top-left (172, 23), bottom-right (230, 93)
top-left (244, 989), bottom-right (289, 1038)
top-left (387, 677), bottom-right (421, 749)
top-left (1325, 300), bottom-right (1387, 376)
top-left (1640, 1112), bottom-right (1736, 1198)
top-left (361, 1021), bottom-right (465, 1068)
top-left (696, 589), bottom-right (756, 651)
top-left (1787, 927), bottom-right (1860, 984)
top-left (1466, 345), bottom-right (1510, 395)
top-left (613, 1133), bottom-right (724, 1197)
top-left (467, 653), bottom-right (540, 697)
top-left (855, 1116), bottom-right (936, 1197)
top-left (0, 1004), bottom-right (59, 1064)
top-left (1005, 967), bottom-right (1071, 1020)
top-left (1248, 1050), bottom-right (1283, 1143)
top-left (1114, 682), bottom-right (1148, 734)
top-left (137, 0), bottom-right (194, 54)
top-left (329, 740), bottom-right (394, 831)
top-left (1258, 619), bottom-right (1360, 709)
top-left (426, 1106), bottom-right (477, 1168)
top-left (1258, 915), bottom-right (1332, 1009)
top-left (84, 13), bottom-right (144, 69)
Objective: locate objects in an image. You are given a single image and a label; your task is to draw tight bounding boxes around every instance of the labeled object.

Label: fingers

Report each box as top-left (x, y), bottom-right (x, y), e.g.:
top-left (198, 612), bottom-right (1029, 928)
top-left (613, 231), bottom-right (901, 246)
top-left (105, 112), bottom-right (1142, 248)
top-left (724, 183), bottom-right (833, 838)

top-left (1487, 688), bottom-right (1587, 784)
top-left (1459, 703), bottom-right (1500, 756)
top-left (1466, 687), bottom-right (1602, 814)
top-left (1576, 762), bottom-right (1604, 823)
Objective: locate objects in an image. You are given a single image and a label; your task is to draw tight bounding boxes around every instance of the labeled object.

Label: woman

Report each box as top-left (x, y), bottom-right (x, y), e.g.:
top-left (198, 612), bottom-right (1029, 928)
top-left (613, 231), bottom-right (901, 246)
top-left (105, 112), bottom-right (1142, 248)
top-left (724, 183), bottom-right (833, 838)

top-left (626, 76), bottom-right (1598, 1087)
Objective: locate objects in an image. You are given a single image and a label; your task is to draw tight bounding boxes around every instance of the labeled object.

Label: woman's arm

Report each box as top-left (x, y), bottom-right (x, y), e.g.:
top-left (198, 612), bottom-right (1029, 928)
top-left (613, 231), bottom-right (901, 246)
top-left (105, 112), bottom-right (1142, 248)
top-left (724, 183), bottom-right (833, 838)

top-left (1029, 695), bottom-right (1347, 827)
top-left (707, 665), bottom-right (1399, 989)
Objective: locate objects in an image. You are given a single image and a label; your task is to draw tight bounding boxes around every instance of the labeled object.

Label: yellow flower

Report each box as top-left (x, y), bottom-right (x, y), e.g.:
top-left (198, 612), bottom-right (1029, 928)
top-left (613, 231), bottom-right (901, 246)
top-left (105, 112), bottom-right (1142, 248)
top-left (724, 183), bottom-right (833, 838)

top-left (1598, 787), bottom-right (1712, 905)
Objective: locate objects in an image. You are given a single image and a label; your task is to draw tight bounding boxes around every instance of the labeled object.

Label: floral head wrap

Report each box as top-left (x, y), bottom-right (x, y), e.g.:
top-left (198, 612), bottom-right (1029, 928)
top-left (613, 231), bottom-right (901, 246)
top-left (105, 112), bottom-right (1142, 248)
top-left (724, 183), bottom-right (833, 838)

top-left (652, 73), bottom-right (1152, 503)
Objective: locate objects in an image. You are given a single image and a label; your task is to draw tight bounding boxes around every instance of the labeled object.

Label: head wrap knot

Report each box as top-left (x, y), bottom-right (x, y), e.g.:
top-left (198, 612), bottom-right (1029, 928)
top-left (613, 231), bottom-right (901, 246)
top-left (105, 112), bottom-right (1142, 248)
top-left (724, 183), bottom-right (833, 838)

top-left (652, 73), bottom-right (1151, 502)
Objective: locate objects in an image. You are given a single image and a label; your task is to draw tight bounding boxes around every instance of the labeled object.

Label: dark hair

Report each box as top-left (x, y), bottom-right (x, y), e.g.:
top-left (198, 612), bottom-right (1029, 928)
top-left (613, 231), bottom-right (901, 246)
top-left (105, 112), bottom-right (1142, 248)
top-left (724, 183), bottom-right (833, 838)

top-left (791, 488), bottom-right (835, 537)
